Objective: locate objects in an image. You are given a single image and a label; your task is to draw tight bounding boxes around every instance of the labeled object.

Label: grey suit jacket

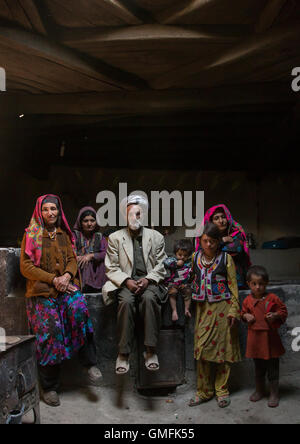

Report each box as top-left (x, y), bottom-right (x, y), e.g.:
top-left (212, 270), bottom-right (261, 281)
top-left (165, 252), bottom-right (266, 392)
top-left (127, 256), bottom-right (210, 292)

top-left (102, 227), bottom-right (168, 305)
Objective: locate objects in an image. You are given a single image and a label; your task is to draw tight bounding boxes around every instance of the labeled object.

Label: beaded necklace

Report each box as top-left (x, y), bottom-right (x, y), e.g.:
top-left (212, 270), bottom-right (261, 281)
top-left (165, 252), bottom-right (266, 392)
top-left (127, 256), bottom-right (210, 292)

top-left (201, 253), bottom-right (216, 268)
top-left (48, 228), bottom-right (57, 241)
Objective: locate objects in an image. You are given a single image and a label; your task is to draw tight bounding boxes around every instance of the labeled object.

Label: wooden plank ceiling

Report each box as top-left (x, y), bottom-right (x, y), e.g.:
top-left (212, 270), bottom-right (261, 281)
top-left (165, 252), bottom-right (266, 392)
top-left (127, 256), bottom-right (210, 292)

top-left (0, 0), bottom-right (300, 169)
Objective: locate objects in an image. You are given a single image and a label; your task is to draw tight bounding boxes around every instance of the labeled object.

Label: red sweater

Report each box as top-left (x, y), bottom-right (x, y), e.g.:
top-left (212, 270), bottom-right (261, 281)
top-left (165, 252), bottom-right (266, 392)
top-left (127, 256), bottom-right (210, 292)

top-left (241, 293), bottom-right (287, 360)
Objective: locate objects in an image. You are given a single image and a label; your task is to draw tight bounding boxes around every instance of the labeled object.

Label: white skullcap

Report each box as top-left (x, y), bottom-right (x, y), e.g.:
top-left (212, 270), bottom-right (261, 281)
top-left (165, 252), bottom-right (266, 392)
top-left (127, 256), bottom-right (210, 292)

top-left (119, 194), bottom-right (149, 225)
top-left (120, 194), bottom-right (149, 215)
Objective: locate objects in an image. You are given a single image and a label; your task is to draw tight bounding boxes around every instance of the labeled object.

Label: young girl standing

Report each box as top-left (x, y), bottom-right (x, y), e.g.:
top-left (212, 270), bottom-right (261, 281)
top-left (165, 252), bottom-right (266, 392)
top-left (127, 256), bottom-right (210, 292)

top-left (189, 223), bottom-right (241, 408)
top-left (242, 265), bottom-right (288, 408)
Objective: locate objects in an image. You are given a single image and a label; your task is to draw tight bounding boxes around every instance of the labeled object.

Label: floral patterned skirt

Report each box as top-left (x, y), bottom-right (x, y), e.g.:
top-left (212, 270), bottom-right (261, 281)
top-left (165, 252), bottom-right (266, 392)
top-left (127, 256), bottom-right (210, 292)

top-left (26, 291), bottom-right (94, 367)
top-left (194, 300), bottom-right (241, 364)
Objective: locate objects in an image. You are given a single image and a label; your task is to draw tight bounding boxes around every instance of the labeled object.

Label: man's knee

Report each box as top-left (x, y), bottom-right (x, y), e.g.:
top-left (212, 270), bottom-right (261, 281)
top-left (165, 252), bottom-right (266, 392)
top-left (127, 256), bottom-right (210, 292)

top-left (141, 290), bottom-right (157, 306)
top-left (118, 288), bottom-right (135, 307)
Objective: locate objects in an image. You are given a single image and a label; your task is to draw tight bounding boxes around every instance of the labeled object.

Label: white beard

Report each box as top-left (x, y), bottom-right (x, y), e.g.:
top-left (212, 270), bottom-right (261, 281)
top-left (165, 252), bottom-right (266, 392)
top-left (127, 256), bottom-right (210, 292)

top-left (127, 205), bottom-right (143, 231)
top-left (128, 218), bottom-right (142, 231)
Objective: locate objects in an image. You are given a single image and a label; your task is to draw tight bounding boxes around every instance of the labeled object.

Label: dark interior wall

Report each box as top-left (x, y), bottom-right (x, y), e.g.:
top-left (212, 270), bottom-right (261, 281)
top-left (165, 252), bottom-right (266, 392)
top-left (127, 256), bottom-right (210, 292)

top-left (0, 164), bottom-right (299, 248)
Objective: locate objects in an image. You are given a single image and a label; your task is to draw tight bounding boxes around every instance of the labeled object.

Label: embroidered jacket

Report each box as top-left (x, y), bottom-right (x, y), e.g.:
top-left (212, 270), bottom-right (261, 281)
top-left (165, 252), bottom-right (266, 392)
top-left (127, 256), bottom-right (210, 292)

top-left (191, 250), bottom-right (232, 303)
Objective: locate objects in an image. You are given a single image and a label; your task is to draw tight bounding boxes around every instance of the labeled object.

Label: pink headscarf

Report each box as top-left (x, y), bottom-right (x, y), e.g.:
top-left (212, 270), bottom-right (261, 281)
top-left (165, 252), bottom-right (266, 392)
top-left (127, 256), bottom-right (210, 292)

top-left (196, 204), bottom-right (251, 266)
top-left (25, 194), bottom-right (75, 266)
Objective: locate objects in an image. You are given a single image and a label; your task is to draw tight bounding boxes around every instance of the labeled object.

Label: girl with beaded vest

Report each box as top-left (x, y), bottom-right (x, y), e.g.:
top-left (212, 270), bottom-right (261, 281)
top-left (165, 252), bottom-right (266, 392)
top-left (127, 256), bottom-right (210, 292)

top-left (189, 223), bottom-right (241, 409)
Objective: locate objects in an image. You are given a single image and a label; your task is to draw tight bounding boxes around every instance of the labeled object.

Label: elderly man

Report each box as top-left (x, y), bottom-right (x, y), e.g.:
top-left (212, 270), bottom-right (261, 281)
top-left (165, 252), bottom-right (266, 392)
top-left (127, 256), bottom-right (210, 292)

top-left (102, 195), bottom-right (168, 375)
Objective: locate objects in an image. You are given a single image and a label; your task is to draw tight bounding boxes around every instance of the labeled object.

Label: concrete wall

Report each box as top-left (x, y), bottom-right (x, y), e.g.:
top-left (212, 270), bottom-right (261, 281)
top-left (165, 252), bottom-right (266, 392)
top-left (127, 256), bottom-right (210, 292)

top-left (0, 248), bottom-right (28, 336)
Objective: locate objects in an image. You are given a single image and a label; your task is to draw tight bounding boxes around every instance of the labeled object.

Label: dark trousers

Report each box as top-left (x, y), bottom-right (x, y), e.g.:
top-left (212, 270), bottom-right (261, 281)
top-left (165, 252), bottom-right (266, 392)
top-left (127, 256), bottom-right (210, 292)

top-left (254, 358), bottom-right (280, 382)
top-left (117, 285), bottom-right (161, 355)
top-left (38, 333), bottom-right (97, 392)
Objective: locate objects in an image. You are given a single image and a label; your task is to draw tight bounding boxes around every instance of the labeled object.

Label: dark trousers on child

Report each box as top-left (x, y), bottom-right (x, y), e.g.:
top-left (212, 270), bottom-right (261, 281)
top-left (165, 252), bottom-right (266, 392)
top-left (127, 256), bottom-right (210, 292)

top-left (254, 358), bottom-right (279, 381)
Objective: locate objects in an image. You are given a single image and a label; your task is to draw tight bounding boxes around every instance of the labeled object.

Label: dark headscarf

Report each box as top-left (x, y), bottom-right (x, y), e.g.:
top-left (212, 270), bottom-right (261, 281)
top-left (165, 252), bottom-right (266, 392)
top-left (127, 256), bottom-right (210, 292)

top-left (73, 206), bottom-right (98, 232)
top-left (42, 196), bottom-right (59, 207)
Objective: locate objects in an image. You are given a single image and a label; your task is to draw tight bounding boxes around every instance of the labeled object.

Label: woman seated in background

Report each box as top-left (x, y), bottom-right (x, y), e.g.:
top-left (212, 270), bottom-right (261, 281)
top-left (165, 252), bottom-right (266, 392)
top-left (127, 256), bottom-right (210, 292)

top-left (20, 195), bottom-right (102, 407)
top-left (197, 204), bottom-right (251, 289)
top-left (73, 206), bottom-right (107, 293)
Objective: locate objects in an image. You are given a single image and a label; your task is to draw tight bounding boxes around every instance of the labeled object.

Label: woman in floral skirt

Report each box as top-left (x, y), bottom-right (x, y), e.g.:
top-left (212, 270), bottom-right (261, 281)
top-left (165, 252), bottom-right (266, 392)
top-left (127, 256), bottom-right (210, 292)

top-left (20, 194), bottom-right (102, 406)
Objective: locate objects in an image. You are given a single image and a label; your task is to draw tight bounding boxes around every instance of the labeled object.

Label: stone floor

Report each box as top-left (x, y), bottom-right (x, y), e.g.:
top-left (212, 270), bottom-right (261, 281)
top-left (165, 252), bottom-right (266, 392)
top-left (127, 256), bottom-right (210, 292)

top-left (22, 370), bottom-right (300, 425)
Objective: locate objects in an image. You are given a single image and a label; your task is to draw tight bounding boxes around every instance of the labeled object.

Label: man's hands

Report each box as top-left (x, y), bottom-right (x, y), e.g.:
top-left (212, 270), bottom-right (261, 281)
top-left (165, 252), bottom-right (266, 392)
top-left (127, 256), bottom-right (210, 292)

top-left (125, 279), bottom-right (139, 293)
top-left (77, 254), bottom-right (94, 269)
top-left (125, 278), bottom-right (149, 295)
top-left (136, 278), bottom-right (149, 294)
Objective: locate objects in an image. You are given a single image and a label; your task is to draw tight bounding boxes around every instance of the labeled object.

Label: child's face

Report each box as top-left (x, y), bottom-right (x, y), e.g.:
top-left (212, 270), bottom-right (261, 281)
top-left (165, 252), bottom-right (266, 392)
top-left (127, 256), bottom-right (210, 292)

top-left (175, 249), bottom-right (189, 262)
top-left (247, 274), bottom-right (268, 298)
top-left (200, 234), bottom-right (219, 256)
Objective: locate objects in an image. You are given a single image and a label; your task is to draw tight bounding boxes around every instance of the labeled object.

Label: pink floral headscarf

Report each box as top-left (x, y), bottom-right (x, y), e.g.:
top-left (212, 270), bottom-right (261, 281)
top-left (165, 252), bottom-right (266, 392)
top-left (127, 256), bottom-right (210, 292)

top-left (196, 204), bottom-right (251, 266)
top-left (25, 194), bottom-right (75, 266)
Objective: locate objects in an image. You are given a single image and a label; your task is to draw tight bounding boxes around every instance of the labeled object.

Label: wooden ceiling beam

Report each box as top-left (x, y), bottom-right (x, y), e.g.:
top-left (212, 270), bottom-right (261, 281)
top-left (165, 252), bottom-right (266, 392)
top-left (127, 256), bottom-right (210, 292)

top-left (18, 0), bottom-right (48, 35)
top-left (156, 0), bottom-right (212, 25)
top-left (31, 0), bottom-right (60, 37)
top-left (255, 0), bottom-right (288, 33)
top-left (1, 83), bottom-right (295, 117)
top-left (150, 22), bottom-right (300, 89)
top-left (0, 24), bottom-right (148, 90)
top-left (1, 0), bottom-right (33, 31)
top-left (94, 0), bottom-right (143, 25)
top-left (60, 24), bottom-right (249, 46)
top-left (109, 0), bottom-right (155, 24)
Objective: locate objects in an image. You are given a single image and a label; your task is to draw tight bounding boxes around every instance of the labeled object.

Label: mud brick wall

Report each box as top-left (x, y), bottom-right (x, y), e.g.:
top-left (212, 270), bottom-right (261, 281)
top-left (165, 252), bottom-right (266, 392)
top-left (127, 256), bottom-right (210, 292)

top-left (0, 248), bottom-right (28, 336)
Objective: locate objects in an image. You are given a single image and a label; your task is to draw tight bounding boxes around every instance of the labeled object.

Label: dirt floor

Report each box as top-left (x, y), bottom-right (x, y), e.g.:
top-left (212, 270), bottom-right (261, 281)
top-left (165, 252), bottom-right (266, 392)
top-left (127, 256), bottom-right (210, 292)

top-left (22, 370), bottom-right (300, 425)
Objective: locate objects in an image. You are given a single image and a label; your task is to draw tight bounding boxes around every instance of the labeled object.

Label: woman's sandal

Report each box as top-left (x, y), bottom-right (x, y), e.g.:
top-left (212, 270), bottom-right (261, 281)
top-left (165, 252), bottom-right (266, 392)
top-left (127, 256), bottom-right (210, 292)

top-left (217, 396), bottom-right (231, 408)
top-left (143, 352), bottom-right (159, 371)
top-left (188, 395), bottom-right (207, 407)
top-left (115, 356), bottom-right (130, 375)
